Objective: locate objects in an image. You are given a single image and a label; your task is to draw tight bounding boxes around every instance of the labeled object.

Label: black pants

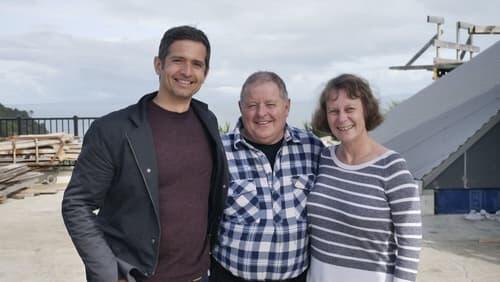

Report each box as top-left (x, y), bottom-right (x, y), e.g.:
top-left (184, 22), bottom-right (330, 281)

top-left (210, 258), bottom-right (307, 282)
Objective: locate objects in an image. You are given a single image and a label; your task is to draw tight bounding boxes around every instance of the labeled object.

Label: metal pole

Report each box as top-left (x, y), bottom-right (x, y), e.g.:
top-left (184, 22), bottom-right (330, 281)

top-left (436, 22), bottom-right (442, 59)
top-left (463, 150), bottom-right (468, 188)
top-left (16, 117), bottom-right (22, 135)
top-left (456, 22), bottom-right (460, 60)
top-left (73, 115), bottom-right (79, 137)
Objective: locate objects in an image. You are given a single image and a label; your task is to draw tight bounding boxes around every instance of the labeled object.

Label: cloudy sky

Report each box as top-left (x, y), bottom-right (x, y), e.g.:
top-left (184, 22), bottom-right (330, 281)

top-left (1, 0), bottom-right (498, 127)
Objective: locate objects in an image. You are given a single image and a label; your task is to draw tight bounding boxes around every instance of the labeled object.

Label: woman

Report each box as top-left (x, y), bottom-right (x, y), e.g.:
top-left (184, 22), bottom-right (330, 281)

top-left (307, 74), bottom-right (421, 282)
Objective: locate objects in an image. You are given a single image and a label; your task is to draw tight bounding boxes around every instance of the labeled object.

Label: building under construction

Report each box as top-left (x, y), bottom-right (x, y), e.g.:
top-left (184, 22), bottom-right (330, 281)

top-left (374, 17), bottom-right (500, 214)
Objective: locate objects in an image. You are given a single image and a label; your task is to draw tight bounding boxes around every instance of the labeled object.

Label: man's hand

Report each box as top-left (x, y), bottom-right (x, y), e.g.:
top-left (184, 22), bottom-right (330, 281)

top-left (118, 279), bottom-right (127, 282)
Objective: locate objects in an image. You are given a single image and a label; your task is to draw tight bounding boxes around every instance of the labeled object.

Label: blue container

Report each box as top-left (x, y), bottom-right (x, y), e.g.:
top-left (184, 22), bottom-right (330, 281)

top-left (435, 188), bottom-right (500, 214)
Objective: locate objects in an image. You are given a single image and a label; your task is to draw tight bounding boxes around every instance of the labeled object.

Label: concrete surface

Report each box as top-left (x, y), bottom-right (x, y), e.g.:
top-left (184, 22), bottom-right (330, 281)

top-left (0, 190), bottom-right (84, 282)
top-left (1, 188), bottom-right (500, 281)
top-left (419, 214), bottom-right (500, 282)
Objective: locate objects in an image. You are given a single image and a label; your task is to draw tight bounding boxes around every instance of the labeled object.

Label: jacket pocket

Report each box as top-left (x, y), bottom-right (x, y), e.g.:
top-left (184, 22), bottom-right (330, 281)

top-left (116, 257), bottom-right (138, 282)
top-left (224, 179), bottom-right (262, 224)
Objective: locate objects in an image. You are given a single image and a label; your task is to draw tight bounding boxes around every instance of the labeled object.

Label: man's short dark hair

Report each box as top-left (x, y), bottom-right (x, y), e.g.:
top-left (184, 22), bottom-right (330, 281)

top-left (312, 73), bottom-right (384, 135)
top-left (158, 25), bottom-right (211, 75)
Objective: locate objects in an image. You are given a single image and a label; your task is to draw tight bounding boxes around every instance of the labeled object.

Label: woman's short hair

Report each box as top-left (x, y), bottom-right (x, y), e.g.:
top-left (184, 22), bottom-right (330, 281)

top-left (311, 73), bottom-right (383, 135)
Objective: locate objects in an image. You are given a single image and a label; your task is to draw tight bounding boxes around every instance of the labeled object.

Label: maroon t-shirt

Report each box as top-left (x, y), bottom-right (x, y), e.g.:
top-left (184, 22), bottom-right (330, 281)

top-left (146, 101), bottom-right (213, 282)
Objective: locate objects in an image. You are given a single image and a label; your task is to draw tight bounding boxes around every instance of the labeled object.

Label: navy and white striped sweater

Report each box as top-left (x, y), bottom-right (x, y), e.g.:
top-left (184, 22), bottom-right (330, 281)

top-left (307, 146), bottom-right (422, 282)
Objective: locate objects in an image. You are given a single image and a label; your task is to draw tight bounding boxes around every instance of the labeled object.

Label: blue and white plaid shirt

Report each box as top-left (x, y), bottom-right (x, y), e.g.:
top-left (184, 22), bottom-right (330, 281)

top-left (213, 121), bottom-right (324, 280)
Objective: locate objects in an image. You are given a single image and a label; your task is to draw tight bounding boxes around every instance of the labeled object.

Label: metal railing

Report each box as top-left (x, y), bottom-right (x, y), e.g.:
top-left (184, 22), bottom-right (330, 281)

top-left (0, 116), bottom-right (98, 138)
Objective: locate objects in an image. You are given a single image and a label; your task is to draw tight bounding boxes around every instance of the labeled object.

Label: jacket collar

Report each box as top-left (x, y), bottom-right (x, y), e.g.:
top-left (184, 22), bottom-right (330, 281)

top-left (128, 92), bottom-right (156, 127)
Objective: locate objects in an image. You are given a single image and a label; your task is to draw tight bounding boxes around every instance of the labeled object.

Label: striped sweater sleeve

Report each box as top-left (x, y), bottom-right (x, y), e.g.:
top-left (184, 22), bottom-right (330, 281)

top-left (384, 155), bottom-right (422, 282)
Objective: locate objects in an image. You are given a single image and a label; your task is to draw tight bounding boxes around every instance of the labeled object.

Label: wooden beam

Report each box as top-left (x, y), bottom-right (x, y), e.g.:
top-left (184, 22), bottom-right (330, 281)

top-left (427, 16), bottom-right (444, 24)
top-left (0, 148), bottom-right (58, 155)
top-left (1, 171), bottom-right (43, 185)
top-left (457, 21), bottom-right (474, 30)
top-left (434, 39), bottom-right (480, 52)
top-left (433, 57), bottom-right (464, 64)
top-left (390, 61), bottom-right (462, 71)
top-left (0, 178), bottom-right (40, 203)
top-left (0, 140), bottom-right (62, 151)
top-left (460, 35), bottom-right (473, 60)
top-left (390, 65), bottom-right (435, 71)
top-left (469, 25), bottom-right (500, 34)
top-left (404, 34), bottom-right (438, 66)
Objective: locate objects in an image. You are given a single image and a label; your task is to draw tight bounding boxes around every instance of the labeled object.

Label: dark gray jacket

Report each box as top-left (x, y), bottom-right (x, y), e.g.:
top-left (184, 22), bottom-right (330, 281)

top-left (62, 92), bottom-right (228, 282)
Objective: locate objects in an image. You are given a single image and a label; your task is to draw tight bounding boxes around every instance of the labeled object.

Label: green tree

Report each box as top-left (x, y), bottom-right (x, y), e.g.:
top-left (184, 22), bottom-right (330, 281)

top-left (383, 99), bottom-right (402, 115)
top-left (218, 121), bottom-right (231, 134)
top-left (303, 121), bottom-right (331, 138)
top-left (0, 103), bottom-right (48, 137)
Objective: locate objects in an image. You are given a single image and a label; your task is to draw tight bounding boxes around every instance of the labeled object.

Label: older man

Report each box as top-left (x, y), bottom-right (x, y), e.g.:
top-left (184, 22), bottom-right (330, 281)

top-left (211, 71), bottom-right (324, 281)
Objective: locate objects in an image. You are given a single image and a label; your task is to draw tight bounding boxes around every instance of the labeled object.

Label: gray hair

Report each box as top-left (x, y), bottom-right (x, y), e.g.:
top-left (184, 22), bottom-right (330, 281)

top-left (240, 71), bottom-right (288, 101)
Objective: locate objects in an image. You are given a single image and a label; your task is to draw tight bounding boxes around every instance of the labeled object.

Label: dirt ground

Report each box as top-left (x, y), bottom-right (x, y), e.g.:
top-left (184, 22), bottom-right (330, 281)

top-left (1, 187), bottom-right (500, 282)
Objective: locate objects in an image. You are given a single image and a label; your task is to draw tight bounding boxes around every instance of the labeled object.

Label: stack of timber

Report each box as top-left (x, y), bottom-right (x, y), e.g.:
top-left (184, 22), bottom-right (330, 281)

top-left (0, 133), bottom-right (82, 166)
top-left (0, 164), bottom-right (43, 203)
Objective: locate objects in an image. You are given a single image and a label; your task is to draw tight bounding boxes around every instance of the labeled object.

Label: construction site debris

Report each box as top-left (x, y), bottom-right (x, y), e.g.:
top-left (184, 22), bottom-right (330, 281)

top-left (0, 133), bottom-right (80, 204)
top-left (0, 164), bottom-right (43, 204)
top-left (0, 133), bottom-right (81, 166)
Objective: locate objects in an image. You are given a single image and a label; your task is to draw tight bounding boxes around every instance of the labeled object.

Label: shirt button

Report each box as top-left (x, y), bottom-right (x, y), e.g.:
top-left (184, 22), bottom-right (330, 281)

top-left (146, 168), bottom-right (151, 173)
top-left (151, 238), bottom-right (155, 244)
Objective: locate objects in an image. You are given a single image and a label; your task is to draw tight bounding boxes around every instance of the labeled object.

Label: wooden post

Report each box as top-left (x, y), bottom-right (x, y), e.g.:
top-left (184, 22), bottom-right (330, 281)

top-left (12, 138), bottom-right (16, 164)
top-left (35, 138), bottom-right (39, 164)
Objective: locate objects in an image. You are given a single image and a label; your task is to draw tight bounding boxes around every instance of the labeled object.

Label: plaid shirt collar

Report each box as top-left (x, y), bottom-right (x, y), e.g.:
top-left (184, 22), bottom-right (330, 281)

top-left (231, 118), bottom-right (302, 150)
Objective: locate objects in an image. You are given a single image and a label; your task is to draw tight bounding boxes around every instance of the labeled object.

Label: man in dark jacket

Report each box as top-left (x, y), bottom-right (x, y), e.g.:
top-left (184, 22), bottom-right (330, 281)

top-left (62, 25), bottom-right (227, 282)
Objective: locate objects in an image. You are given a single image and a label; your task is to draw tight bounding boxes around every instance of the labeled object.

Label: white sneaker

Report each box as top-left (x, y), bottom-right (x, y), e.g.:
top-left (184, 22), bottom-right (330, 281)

top-left (464, 210), bottom-right (483, 221)
top-left (480, 209), bottom-right (494, 220)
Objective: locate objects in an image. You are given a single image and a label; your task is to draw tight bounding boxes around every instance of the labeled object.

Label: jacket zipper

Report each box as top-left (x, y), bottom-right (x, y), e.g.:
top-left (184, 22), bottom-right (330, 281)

top-left (126, 134), bottom-right (160, 276)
